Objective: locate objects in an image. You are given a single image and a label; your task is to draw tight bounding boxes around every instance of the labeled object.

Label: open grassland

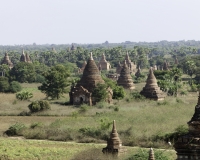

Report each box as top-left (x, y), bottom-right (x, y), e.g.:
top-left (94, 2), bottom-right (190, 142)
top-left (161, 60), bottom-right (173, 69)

top-left (0, 82), bottom-right (197, 159)
top-left (0, 137), bottom-right (176, 160)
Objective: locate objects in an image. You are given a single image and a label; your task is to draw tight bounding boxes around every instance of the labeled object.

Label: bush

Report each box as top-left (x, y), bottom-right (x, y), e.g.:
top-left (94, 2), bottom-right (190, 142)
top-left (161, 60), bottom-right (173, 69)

top-left (9, 81), bottom-right (22, 93)
top-left (28, 100), bottom-right (51, 113)
top-left (5, 123), bottom-right (26, 136)
top-left (126, 148), bottom-right (169, 160)
top-left (16, 91), bottom-right (33, 100)
top-left (131, 92), bottom-right (145, 100)
top-left (0, 77), bottom-right (9, 92)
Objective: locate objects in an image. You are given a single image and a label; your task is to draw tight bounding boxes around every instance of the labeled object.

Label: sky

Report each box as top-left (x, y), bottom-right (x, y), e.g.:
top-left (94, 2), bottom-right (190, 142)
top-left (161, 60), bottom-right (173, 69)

top-left (0, 0), bottom-right (200, 45)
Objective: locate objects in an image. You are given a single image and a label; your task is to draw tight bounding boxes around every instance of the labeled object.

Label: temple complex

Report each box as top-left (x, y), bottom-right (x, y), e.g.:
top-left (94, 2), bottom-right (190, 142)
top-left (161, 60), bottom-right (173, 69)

top-left (20, 50), bottom-right (32, 63)
top-left (97, 53), bottom-right (111, 70)
top-left (148, 148), bottom-right (155, 160)
top-left (1, 52), bottom-right (13, 69)
top-left (117, 60), bottom-right (135, 90)
top-left (69, 53), bottom-right (112, 105)
top-left (174, 92), bottom-right (200, 159)
top-left (102, 120), bottom-right (126, 155)
top-left (140, 68), bottom-right (165, 101)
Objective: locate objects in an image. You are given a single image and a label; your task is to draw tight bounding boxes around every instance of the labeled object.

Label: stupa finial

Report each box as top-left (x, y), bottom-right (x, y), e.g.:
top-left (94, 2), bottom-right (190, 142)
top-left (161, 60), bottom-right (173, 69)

top-left (148, 148), bottom-right (155, 160)
top-left (90, 52), bottom-right (93, 60)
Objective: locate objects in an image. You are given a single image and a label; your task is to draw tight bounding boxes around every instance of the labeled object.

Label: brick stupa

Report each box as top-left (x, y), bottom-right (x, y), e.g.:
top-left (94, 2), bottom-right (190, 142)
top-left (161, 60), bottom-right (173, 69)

top-left (1, 52), bottom-right (13, 69)
top-left (148, 148), bottom-right (155, 160)
top-left (174, 92), bottom-right (200, 159)
top-left (140, 68), bottom-right (165, 101)
top-left (20, 49), bottom-right (31, 63)
top-left (69, 53), bottom-right (112, 105)
top-left (98, 53), bottom-right (111, 70)
top-left (124, 52), bottom-right (136, 74)
top-left (135, 66), bottom-right (142, 78)
top-left (117, 60), bottom-right (135, 90)
top-left (102, 120), bottom-right (126, 154)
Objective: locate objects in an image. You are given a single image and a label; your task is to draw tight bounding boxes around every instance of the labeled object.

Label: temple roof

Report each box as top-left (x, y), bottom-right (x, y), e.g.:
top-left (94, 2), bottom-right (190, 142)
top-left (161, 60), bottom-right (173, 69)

top-left (77, 52), bottom-right (104, 92)
top-left (117, 60), bottom-right (135, 89)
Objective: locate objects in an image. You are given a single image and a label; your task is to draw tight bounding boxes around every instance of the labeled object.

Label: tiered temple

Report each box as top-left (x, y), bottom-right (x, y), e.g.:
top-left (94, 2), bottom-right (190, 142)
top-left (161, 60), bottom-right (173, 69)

top-left (124, 52), bottom-right (136, 74)
top-left (20, 50), bottom-right (32, 63)
top-left (98, 53), bottom-right (111, 70)
top-left (1, 52), bottom-right (13, 69)
top-left (69, 53), bottom-right (112, 105)
top-left (140, 68), bottom-right (165, 101)
top-left (102, 120), bottom-right (126, 155)
top-left (117, 60), bottom-right (135, 90)
top-left (174, 92), bottom-right (200, 159)
top-left (71, 43), bottom-right (76, 51)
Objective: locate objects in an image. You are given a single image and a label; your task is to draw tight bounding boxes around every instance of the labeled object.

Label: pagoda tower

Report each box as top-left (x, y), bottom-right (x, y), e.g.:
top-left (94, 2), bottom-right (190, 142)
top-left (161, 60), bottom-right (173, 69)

top-left (1, 52), bottom-right (13, 69)
top-left (97, 53), bottom-right (111, 70)
top-left (175, 56), bottom-right (179, 65)
top-left (20, 49), bottom-right (32, 63)
top-left (102, 120), bottom-right (126, 154)
top-left (71, 43), bottom-right (76, 51)
top-left (140, 68), bottom-right (165, 100)
top-left (124, 52), bottom-right (136, 74)
top-left (174, 92), bottom-right (200, 159)
top-left (148, 148), bottom-right (155, 160)
top-left (79, 61), bottom-right (87, 73)
top-left (69, 53), bottom-right (112, 105)
top-left (117, 60), bottom-right (135, 90)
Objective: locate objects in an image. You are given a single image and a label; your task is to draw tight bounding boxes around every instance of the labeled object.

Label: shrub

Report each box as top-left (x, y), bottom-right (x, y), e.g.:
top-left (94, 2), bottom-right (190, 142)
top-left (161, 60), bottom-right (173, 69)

top-left (16, 91), bottom-right (33, 101)
top-left (126, 148), bottom-right (169, 160)
top-left (0, 77), bottom-right (9, 92)
top-left (78, 104), bottom-right (89, 113)
top-left (9, 81), bottom-right (22, 93)
top-left (28, 100), bottom-right (50, 113)
top-left (5, 123), bottom-right (26, 136)
top-left (131, 92), bottom-right (145, 100)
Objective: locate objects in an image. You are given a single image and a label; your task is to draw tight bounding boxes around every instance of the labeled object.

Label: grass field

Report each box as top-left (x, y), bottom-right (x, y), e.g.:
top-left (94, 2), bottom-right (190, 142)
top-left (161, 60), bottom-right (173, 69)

top-left (0, 82), bottom-right (198, 159)
top-left (0, 137), bottom-right (176, 160)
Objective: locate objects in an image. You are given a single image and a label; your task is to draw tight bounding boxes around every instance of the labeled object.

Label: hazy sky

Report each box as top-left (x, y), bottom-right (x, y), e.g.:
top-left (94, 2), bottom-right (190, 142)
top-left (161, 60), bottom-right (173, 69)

top-left (0, 0), bottom-right (200, 45)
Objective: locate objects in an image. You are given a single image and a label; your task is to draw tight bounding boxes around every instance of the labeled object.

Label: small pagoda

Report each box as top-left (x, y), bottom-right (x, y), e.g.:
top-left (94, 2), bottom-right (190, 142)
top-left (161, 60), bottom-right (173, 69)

top-left (1, 52), bottom-right (13, 69)
top-left (124, 52), bottom-right (136, 74)
top-left (69, 53), bottom-right (112, 105)
top-left (148, 148), bottom-right (155, 160)
top-left (175, 56), bottom-right (179, 65)
top-left (20, 49), bottom-right (32, 63)
top-left (117, 60), bottom-right (135, 90)
top-left (174, 92), bottom-right (200, 159)
top-left (140, 68), bottom-right (165, 101)
top-left (98, 53), bottom-right (111, 70)
top-left (102, 120), bottom-right (126, 155)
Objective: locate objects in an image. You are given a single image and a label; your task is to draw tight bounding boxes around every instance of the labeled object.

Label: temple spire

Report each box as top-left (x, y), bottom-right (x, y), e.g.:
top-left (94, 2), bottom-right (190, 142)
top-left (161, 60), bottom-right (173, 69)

top-left (148, 148), bottom-right (155, 160)
top-left (90, 52), bottom-right (93, 60)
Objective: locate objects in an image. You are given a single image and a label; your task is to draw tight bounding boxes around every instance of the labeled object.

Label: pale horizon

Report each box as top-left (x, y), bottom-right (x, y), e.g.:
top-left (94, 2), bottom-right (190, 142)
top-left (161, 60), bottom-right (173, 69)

top-left (0, 0), bottom-right (200, 45)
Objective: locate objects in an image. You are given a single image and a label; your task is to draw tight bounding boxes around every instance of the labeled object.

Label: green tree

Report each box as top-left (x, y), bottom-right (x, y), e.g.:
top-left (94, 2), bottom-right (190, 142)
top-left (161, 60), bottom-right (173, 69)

top-left (10, 62), bottom-right (36, 83)
top-left (38, 64), bottom-right (70, 99)
top-left (113, 86), bottom-right (125, 100)
top-left (0, 77), bottom-right (10, 92)
top-left (92, 83), bottom-right (108, 102)
top-left (9, 81), bottom-right (22, 93)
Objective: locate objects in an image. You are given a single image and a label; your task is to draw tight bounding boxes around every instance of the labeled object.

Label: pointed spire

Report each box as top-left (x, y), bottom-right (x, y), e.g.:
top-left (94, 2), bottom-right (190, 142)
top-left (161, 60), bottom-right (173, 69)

top-left (125, 52), bottom-right (130, 60)
top-left (90, 52), bottom-right (93, 60)
top-left (148, 148), bottom-right (155, 160)
top-left (112, 120), bottom-right (116, 132)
